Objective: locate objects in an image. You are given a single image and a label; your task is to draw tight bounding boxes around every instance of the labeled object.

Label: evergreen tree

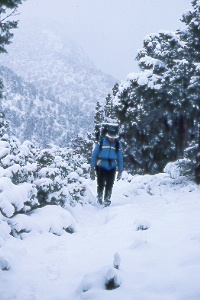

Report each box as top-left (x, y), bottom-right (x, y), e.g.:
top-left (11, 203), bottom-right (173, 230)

top-left (181, 0), bottom-right (200, 161)
top-left (112, 82), bottom-right (119, 97)
top-left (71, 133), bottom-right (93, 164)
top-left (141, 31), bottom-right (194, 159)
top-left (94, 101), bottom-right (104, 125)
top-left (0, 0), bottom-right (25, 131)
top-left (111, 5), bottom-right (200, 174)
top-left (93, 101), bottom-right (104, 142)
top-left (112, 33), bottom-right (176, 173)
top-left (0, 0), bottom-right (25, 54)
top-left (0, 111), bottom-right (9, 137)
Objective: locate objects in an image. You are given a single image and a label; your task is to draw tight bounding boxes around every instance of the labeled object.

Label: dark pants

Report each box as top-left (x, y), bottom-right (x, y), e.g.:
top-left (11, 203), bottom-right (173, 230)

top-left (95, 166), bottom-right (116, 200)
top-left (195, 164), bottom-right (200, 184)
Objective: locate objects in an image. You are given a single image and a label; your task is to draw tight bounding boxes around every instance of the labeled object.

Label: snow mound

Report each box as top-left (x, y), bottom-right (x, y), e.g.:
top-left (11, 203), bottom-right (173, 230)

top-left (0, 219), bottom-right (11, 246)
top-left (9, 205), bottom-right (76, 238)
top-left (0, 256), bottom-right (11, 270)
top-left (76, 266), bottom-right (121, 294)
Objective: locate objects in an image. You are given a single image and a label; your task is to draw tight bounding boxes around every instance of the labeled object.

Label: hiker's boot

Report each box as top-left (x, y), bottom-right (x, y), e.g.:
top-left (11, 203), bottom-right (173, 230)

top-left (104, 198), bottom-right (111, 207)
top-left (104, 191), bottom-right (111, 207)
top-left (97, 193), bottom-right (103, 205)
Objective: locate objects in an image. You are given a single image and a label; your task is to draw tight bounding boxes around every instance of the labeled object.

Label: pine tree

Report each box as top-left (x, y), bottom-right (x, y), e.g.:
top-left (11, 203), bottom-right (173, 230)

top-left (93, 101), bottom-right (104, 142)
top-left (181, 0), bottom-right (200, 158)
top-left (94, 101), bottom-right (104, 125)
top-left (0, 0), bottom-right (25, 129)
top-left (0, 0), bottom-right (24, 54)
top-left (112, 32), bottom-right (175, 173)
top-left (104, 94), bottom-right (113, 121)
top-left (0, 111), bottom-right (9, 137)
top-left (112, 17), bottom-right (199, 174)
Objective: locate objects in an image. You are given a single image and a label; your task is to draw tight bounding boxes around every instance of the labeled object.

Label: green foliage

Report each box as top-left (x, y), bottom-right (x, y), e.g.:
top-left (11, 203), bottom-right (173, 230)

top-left (94, 101), bottom-right (104, 125)
top-left (0, 112), bottom-right (9, 137)
top-left (71, 133), bottom-right (93, 164)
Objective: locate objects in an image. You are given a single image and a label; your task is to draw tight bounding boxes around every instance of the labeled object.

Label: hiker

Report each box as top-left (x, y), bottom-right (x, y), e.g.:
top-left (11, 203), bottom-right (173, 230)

top-left (90, 124), bottom-right (123, 206)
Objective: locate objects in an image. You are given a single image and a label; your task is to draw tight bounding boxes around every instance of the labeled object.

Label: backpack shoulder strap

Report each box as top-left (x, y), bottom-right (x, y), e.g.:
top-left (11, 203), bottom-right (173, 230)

top-left (115, 139), bottom-right (119, 153)
top-left (99, 138), bottom-right (119, 153)
top-left (98, 139), bottom-right (103, 152)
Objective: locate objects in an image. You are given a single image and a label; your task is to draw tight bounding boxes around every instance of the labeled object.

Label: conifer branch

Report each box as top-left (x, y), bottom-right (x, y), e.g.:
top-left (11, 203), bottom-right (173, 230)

top-left (0, 8), bottom-right (19, 25)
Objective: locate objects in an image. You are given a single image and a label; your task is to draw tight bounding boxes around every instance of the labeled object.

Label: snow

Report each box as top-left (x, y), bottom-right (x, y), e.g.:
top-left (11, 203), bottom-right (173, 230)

top-left (9, 206), bottom-right (76, 238)
top-left (0, 171), bottom-right (200, 299)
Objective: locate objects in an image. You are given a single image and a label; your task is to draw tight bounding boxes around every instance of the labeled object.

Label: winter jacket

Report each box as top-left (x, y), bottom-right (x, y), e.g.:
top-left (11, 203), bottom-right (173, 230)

top-left (90, 137), bottom-right (123, 172)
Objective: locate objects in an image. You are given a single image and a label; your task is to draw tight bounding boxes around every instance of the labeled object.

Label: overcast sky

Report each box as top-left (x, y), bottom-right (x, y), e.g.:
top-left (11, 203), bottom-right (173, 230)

top-left (18, 0), bottom-right (192, 80)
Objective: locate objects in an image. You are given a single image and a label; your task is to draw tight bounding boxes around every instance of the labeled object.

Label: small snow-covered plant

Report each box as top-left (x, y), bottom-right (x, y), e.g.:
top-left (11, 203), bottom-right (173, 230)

top-left (0, 135), bottom-right (39, 214)
top-left (0, 177), bottom-right (38, 217)
top-left (76, 266), bottom-right (121, 294)
top-left (36, 149), bottom-right (55, 168)
top-left (164, 144), bottom-right (199, 181)
top-left (0, 112), bottom-right (9, 138)
top-left (164, 158), bottom-right (194, 180)
top-left (134, 218), bottom-right (150, 231)
top-left (35, 145), bottom-right (89, 207)
top-left (0, 256), bottom-right (10, 271)
top-left (67, 171), bottom-right (87, 204)
top-left (105, 268), bottom-right (121, 290)
top-left (0, 135), bottom-right (38, 184)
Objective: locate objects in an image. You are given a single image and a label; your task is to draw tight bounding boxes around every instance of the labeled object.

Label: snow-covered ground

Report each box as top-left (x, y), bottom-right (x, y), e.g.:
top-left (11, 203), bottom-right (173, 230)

top-left (0, 172), bottom-right (200, 300)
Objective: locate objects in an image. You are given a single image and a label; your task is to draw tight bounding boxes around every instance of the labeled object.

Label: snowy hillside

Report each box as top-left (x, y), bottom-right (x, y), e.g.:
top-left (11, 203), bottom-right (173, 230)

top-left (0, 65), bottom-right (93, 147)
top-left (0, 168), bottom-right (200, 299)
top-left (0, 25), bottom-right (115, 106)
top-left (0, 25), bottom-right (116, 145)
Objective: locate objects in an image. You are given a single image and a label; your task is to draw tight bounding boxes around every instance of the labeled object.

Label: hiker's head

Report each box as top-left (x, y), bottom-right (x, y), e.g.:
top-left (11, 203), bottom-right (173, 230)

top-left (106, 132), bottom-right (118, 142)
top-left (107, 137), bottom-right (116, 143)
top-left (105, 124), bottom-right (119, 140)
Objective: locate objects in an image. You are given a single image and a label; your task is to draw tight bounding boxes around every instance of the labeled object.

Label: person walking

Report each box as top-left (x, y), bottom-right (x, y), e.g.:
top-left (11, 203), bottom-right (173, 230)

top-left (90, 125), bottom-right (123, 206)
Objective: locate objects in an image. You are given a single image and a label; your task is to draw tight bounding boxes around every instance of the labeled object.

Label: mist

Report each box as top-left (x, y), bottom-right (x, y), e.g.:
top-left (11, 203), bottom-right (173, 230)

top-left (18, 0), bottom-right (192, 80)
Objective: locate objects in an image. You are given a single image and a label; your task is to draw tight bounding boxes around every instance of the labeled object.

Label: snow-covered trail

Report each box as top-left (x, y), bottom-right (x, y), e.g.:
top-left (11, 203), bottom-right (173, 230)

top-left (1, 174), bottom-right (200, 300)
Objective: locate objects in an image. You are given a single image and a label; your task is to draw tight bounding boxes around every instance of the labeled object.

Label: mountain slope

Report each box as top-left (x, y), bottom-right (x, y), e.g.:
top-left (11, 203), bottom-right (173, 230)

top-left (0, 25), bottom-right (116, 145)
top-left (0, 65), bottom-right (91, 147)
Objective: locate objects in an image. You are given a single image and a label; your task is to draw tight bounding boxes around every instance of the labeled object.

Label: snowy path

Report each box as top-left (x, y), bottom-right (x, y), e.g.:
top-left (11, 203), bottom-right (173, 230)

top-left (1, 174), bottom-right (200, 300)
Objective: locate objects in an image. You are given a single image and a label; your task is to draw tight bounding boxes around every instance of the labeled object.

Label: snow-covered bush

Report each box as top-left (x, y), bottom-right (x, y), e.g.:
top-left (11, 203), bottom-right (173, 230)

top-left (0, 135), bottom-right (38, 184)
top-left (0, 134), bottom-right (93, 242)
top-left (0, 112), bottom-right (9, 138)
top-left (35, 145), bottom-right (90, 206)
top-left (9, 205), bottom-right (76, 239)
top-left (0, 135), bottom-right (90, 209)
top-left (0, 256), bottom-right (10, 271)
top-left (164, 158), bottom-right (194, 179)
top-left (0, 177), bottom-right (38, 217)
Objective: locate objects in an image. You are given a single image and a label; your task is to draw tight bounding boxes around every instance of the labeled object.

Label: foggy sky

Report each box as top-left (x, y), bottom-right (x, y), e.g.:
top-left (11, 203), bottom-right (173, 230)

top-left (18, 0), bottom-right (192, 80)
